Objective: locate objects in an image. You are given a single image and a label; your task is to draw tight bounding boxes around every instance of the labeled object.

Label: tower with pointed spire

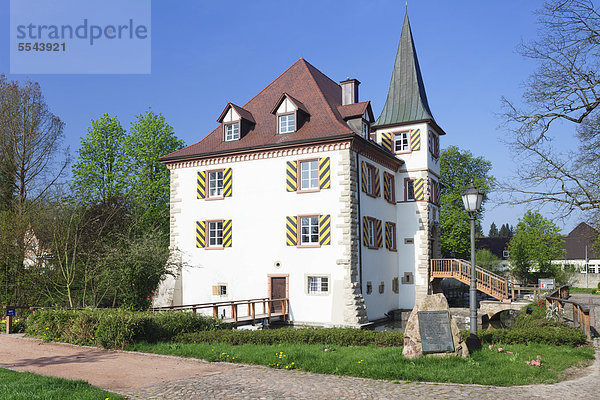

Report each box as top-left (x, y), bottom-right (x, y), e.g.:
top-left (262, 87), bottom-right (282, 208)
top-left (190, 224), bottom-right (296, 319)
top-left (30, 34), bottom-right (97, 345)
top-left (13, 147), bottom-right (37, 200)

top-left (373, 13), bottom-right (444, 305)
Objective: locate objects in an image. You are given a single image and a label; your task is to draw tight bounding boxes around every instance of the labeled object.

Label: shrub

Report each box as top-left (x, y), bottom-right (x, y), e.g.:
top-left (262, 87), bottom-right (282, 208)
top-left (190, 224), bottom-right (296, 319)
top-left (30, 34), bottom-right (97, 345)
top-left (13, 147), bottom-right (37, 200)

top-left (26, 309), bottom-right (230, 349)
top-left (175, 327), bottom-right (404, 347)
top-left (476, 326), bottom-right (587, 346)
top-left (513, 301), bottom-right (563, 329)
top-left (461, 326), bottom-right (587, 347)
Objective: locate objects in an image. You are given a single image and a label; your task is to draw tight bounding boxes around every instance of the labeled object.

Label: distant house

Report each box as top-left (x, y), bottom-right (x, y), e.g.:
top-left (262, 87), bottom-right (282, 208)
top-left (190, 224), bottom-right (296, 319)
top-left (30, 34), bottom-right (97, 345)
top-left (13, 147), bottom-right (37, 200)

top-left (555, 222), bottom-right (600, 287)
top-left (475, 237), bottom-right (511, 260)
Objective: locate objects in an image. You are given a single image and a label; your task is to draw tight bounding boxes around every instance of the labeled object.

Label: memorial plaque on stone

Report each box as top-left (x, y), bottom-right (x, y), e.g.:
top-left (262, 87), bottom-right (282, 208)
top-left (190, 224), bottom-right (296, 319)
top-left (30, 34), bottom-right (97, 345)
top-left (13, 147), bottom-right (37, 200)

top-left (418, 310), bottom-right (455, 354)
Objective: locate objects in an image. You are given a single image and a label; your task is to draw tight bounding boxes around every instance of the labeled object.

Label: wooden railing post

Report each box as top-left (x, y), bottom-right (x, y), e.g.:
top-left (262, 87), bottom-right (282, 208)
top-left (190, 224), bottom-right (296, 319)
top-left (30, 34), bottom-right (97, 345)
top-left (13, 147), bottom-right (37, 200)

top-left (213, 305), bottom-right (218, 318)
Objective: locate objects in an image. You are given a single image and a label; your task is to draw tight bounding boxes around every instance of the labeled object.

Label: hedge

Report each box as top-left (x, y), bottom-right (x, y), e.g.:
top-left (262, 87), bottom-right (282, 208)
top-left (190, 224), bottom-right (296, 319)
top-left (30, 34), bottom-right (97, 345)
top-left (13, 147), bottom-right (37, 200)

top-left (26, 309), bottom-right (230, 349)
top-left (175, 327), bottom-right (405, 347)
top-left (461, 326), bottom-right (587, 347)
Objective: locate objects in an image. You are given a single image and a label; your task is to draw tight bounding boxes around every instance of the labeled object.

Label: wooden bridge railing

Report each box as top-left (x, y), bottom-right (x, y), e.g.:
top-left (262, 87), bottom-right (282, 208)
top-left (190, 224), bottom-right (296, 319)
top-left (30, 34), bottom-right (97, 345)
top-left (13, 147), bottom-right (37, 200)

top-left (546, 285), bottom-right (592, 339)
top-left (430, 259), bottom-right (510, 301)
top-left (151, 297), bottom-right (289, 326)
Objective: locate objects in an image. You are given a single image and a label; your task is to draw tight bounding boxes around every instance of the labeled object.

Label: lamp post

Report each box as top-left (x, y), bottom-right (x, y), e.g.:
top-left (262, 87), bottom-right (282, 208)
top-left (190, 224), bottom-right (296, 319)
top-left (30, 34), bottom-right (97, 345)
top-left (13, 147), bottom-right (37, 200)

top-left (461, 183), bottom-right (484, 348)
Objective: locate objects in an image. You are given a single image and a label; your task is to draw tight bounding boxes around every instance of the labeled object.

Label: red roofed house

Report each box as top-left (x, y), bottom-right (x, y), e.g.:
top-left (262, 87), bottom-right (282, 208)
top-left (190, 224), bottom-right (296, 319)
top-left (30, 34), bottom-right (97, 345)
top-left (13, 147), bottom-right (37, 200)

top-left (153, 14), bottom-right (444, 326)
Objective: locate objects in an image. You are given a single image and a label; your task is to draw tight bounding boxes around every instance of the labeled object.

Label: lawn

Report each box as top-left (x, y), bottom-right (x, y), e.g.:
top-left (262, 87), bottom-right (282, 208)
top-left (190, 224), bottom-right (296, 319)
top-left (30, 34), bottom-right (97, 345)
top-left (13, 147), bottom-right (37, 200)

top-left (570, 287), bottom-right (600, 295)
top-left (0, 368), bottom-right (124, 400)
top-left (128, 341), bottom-right (595, 386)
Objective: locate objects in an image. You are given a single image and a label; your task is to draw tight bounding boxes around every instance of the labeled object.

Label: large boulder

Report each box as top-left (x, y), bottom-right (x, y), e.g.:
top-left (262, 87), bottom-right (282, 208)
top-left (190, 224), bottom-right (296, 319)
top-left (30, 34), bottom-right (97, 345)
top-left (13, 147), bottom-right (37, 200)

top-left (402, 293), bottom-right (469, 359)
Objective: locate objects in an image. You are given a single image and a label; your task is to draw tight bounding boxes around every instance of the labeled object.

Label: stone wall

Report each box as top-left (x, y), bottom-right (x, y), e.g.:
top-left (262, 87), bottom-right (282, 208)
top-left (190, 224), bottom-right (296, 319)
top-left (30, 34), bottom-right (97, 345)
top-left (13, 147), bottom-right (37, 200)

top-left (337, 149), bottom-right (368, 325)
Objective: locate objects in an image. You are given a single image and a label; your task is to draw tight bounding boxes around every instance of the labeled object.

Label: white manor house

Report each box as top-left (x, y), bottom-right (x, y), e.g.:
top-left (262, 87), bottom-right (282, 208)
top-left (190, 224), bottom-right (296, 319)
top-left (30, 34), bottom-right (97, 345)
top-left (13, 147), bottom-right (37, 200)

top-left (154, 14), bottom-right (444, 326)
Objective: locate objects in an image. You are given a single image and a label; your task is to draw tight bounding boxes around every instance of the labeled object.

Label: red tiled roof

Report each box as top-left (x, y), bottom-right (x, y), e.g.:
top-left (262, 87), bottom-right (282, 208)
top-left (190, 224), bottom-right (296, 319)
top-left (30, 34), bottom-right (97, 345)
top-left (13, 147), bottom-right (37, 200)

top-left (217, 103), bottom-right (256, 124)
top-left (161, 58), bottom-right (359, 161)
top-left (338, 101), bottom-right (373, 121)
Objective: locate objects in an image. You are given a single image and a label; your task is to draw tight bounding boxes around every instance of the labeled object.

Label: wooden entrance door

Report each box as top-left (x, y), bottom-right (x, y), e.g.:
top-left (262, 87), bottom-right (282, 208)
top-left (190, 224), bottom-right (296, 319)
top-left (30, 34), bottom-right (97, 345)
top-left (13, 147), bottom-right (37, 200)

top-left (270, 277), bottom-right (287, 313)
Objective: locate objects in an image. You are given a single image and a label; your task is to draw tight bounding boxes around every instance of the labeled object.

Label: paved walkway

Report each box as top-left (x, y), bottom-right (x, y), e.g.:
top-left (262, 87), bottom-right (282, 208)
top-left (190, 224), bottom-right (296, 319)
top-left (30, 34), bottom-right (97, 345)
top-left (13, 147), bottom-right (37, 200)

top-left (0, 335), bottom-right (598, 399)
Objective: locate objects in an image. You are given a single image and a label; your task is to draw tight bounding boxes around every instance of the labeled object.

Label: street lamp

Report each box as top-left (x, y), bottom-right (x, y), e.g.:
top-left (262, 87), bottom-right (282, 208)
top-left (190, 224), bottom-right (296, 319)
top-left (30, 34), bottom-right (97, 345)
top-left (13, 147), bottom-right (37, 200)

top-left (462, 183), bottom-right (484, 349)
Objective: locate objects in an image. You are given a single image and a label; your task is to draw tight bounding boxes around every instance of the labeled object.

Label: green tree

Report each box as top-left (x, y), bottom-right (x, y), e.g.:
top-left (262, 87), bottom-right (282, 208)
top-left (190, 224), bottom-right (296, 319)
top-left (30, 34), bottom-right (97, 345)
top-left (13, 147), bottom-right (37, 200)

top-left (72, 114), bottom-right (128, 205)
top-left (125, 109), bottom-right (184, 233)
top-left (507, 211), bottom-right (565, 284)
top-left (499, 223), bottom-right (511, 238)
top-left (488, 222), bottom-right (498, 238)
top-left (440, 146), bottom-right (495, 258)
top-left (475, 249), bottom-right (503, 275)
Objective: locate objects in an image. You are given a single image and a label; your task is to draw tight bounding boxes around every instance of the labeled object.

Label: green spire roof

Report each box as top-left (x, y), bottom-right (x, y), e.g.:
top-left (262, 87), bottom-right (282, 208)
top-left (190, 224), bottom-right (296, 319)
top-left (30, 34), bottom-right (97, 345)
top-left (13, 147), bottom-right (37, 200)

top-left (374, 14), bottom-right (434, 128)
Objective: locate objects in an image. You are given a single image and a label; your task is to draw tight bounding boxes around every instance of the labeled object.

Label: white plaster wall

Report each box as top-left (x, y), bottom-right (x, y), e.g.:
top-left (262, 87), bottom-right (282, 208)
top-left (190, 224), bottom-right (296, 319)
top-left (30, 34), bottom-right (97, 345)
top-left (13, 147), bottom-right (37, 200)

top-left (173, 149), bottom-right (349, 325)
top-left (357, 154), bottom-right (400, 320)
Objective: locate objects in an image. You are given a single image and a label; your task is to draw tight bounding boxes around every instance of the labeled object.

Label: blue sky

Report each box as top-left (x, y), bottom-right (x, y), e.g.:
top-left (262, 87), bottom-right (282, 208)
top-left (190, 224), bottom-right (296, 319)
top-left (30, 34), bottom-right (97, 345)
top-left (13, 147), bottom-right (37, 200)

top-left (0, 0), bottom-right (579, 233)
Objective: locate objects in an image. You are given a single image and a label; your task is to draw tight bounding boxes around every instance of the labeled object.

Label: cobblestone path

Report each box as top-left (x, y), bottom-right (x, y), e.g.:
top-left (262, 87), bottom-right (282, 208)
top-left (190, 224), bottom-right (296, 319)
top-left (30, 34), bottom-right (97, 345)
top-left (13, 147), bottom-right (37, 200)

top-left (124, 342), bottom-right (599, 400)
top-left (0, 335), bottom-right (597, 399)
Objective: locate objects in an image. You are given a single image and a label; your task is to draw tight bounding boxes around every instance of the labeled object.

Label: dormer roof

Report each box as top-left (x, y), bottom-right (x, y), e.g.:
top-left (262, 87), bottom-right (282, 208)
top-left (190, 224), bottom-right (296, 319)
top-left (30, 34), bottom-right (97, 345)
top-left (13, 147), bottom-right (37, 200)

top-left (270, 92), bottom-right (309, 115)
top-left (338, 101), bottom-right (374, 121)
top-left (217, 102), bottom-right (255, 124)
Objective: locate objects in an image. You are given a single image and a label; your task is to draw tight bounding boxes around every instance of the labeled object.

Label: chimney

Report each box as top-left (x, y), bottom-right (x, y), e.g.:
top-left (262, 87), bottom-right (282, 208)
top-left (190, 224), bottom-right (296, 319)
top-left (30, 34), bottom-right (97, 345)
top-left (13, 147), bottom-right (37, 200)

top-left (340, 78), bottom-right (360, 105)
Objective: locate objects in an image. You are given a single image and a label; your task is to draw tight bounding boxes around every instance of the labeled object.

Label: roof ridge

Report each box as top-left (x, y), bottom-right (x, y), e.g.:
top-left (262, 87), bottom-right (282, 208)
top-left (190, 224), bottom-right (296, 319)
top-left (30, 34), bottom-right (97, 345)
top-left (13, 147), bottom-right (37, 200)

top-left (300, 59), bottom-right (354, 134)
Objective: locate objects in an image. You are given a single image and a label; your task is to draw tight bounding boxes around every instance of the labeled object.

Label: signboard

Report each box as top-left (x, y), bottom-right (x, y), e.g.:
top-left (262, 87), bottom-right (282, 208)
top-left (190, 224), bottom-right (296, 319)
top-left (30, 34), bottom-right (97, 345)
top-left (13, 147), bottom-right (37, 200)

top-left (539, 278), bottom-right (555, 290)
top-left (6, 308), bottom-right (16, 317)
top-left (418, 311), bottom-right (455, 354)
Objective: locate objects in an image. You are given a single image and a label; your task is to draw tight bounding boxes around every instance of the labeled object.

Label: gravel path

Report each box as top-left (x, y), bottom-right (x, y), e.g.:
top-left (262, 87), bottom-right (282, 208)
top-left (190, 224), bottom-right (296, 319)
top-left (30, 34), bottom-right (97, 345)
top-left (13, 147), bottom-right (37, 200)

top-left (0, 335), bottom-right (598, 399)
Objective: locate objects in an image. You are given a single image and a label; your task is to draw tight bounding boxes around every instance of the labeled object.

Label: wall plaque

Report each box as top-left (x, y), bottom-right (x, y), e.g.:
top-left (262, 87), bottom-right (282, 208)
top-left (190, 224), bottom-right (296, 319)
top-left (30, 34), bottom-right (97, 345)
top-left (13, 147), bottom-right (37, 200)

top-left (418, 310), bottom-right (455, 354)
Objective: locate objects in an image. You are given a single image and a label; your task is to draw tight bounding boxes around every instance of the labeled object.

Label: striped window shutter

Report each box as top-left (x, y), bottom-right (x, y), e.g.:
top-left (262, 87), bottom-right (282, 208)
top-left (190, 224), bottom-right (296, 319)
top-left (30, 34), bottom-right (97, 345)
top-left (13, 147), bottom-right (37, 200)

top-left (376, 219), bottom-right (383, 248)
top-left (286, 216), bottom-right (297, 246)
top-left (428, 131), bottom-right (433, 154)
top-left (435, 181), bottom-right (440, 204)
top-left (197, 171), bottom-right (206, 199)
top-left (415, 178), bottom-right (425, 201)
top-left (319, 214), bottom-right (331, 245)
top-left (410, 129), bottom-right (421, 151)
top-left (319, 157), bottom-right (331, 189)
top-left (383, 173), bottom-right (390, 201)
top-left (428, 178), bottom-right (432, 202)
top-left (362, 217), bottom-right (369, 246)
top-left (385, 222), bottom-right (392, 250)
top-left (223, 168), bottom-right (233, 197)
top-left (212, 285), bottom-right (219, 295)
top-left (361, 162), bottom-right (368, 192)
top-left (374, 168), bottom-right (381, 197)
top-left (286, 161), bottom-right (297, 192)
top-left (223, 219), bottom-right (232, 247)
top-left (196, 221), bottom-right (206, 248)
top-left (381, 132), bottom-right (393, 152)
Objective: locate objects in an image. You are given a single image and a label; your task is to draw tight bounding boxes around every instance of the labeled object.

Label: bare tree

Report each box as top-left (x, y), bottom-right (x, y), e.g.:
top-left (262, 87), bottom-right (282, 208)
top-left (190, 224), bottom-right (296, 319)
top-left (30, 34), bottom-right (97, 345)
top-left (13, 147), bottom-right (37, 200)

top-left (501, 0), bottom-right (600, 217)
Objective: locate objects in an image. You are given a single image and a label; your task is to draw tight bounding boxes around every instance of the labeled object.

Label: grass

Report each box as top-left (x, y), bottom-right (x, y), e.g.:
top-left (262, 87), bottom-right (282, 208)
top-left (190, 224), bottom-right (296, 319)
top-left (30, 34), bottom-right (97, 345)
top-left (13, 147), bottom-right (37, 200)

top-left (0, 368), bottom-right (124, 400)
top-left (570, 287), bottom-right (600, 295)
top-left (127, 341), bottom-right (595, 386)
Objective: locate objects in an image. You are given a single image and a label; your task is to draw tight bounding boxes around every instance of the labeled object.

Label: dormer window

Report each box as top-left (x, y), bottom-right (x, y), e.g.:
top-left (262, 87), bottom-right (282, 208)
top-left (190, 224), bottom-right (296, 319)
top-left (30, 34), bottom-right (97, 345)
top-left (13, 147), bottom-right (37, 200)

top-left (217, 102), bottom-right (255, 142)
top-left (279, 114), bottom-right (295, 134)
top-left (271, 92), bottom-right (309, 135)
top-left (362, 122), bottom-right (370, 139)
top-left (224, 123), bottom-right (239, 141)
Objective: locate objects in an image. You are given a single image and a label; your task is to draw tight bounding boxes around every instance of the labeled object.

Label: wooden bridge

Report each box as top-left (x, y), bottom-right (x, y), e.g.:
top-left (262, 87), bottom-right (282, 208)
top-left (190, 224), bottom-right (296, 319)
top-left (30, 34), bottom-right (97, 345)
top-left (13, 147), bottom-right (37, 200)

top-left (151, 297), bottom-right (289, 327)
top-left (430, 259), bottom-right (510, 301)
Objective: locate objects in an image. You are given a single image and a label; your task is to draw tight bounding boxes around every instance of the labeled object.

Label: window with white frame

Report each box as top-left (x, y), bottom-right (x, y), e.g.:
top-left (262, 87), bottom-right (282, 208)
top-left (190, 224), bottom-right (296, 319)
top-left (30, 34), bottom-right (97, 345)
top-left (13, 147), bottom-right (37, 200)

top-left (300, 216), bottom-right (319, 244)
top-left (279, 114), bottom-right (295, 133)
top-left (502, 250), bottom-right (510, 258)
top-left (589, 265), bottom-right (597, 274)
top-left (367, 218), bottom-right (376, 248)
top-left (208, 221), bottom-right (223, 247)
top-left (208, 170), bottom-right (224, 198)
top-left (362, 122), bottom-right (370, 139)
top-left (405, 179), bottom-right (415, 201)
top-left (394, 132), bottom-right (409, 152)
top-left (300, 160), bottom-right (319, 190)
top-left (307, 276), bottom-right (328, 294)
top-left (365, 165), bottom-right (374, 194)
top-left (224, 123), bottom-right (239, 141)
